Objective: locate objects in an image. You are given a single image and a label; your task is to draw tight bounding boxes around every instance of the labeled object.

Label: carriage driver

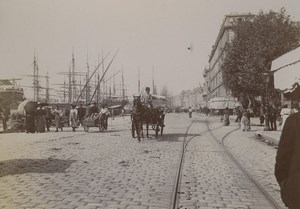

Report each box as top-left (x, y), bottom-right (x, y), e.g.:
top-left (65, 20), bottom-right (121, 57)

top-left (141, 87), bottom-right (153, 109)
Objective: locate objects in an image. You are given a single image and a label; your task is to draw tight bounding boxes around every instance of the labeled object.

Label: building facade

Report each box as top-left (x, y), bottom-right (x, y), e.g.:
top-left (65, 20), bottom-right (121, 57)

top-left (204, 14), bottom-right (254, 109)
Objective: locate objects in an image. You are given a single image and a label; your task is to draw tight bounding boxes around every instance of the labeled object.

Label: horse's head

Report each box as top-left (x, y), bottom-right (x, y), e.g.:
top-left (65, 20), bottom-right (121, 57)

top-left (132, 95), bottom-right (142, 113)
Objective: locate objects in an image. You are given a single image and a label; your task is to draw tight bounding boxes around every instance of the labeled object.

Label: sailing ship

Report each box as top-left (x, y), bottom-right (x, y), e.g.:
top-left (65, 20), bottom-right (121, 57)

top-left (55, 50), bottom-right (129, 107)
top-left (0, 79), bottom-right (24, 109)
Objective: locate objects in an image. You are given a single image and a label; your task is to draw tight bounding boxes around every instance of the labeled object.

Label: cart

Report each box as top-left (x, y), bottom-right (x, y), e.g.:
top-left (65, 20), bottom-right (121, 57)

top-left (83, 113), bottom-right (106, 132)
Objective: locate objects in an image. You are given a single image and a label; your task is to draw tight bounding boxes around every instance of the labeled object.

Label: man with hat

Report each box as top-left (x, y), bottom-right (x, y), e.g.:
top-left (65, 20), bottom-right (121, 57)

top-left (141, 87), bottom-right (153, 108)
top-left (69, 104), bottom-right (78, 132)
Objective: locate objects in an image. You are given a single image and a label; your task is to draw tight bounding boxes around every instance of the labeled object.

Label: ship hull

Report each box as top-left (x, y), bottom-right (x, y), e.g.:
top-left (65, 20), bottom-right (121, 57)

top-left (0, 90), bottom-right (24, 109)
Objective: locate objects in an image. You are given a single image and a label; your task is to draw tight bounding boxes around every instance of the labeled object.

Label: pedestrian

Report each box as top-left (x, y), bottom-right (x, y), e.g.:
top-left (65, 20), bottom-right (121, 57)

top-left (77, 104), bottom-right (85, 126)
top-left (44, 104), bottom-right (52, 131)
top-left (25, 112), bottom-right (35, 133)
top-left (270, 107), bottom-right (277, 131)
top-left (280, 104), bottom-right (291, 130)
top-left (69, 104), bottom-right (78, 132)
top-left (223, 108), bottom-right (230, 126)
top-left (259, 113), bottom-right (265, 126)
top-left (1, 106), bottom-right (10, 132)
top-left (89, 102), bottom-right (99, 115)
top-left (275, 110), bottom-right (300, 209)
top-left (85, 103), bottom-right (91, 118)
top-left (235, 107), bottom-right (242, 126)
top-left (99, 104), bottom-right (110, 130)
top-left (121, 107), bottom-right (125, 119)
top-left (241, 108), bottom-right (250, 131)
top-left (53, 106), bottom-right (63, 132)
top-left (35, 103), bottom-right (46, 133)
top-left (188, 107), bottom-right (193, 118)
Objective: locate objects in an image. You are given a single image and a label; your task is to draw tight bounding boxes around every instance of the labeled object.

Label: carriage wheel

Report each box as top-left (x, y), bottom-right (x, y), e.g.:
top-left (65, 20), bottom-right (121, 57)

top-left (131, 123), bottom-right (135, 138)
top-left (83, 125), bottom-right (89, 132)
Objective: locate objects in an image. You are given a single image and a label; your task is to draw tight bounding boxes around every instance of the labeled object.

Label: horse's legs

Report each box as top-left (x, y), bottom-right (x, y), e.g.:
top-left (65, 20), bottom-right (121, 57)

top-left (140, 123), bottom-right (144, 138)
top-left (135, 122), bottom-right (141, 142)
top-left (146, 123), bottom-right (149, 138)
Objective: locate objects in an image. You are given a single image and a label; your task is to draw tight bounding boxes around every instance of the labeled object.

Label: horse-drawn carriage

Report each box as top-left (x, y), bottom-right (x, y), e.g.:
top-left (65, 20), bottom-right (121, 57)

top-left (131, 95), bottom-right (165, 141)
top-left (83, 113), bottom-right (107, 132)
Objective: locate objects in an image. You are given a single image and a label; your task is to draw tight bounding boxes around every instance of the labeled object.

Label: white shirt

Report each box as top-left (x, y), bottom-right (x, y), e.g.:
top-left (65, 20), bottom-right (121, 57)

top-left (100, 108), bottom-right (110, 115)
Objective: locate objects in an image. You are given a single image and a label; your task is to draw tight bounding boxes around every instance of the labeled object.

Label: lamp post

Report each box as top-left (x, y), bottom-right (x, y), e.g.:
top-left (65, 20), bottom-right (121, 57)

top-left (263, 72), bottom-right (270, 131)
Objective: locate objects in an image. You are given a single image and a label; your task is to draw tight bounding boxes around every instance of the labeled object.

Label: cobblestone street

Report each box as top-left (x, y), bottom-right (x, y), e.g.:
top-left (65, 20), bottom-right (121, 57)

top-left (0, 113), bottom-right (284, 209)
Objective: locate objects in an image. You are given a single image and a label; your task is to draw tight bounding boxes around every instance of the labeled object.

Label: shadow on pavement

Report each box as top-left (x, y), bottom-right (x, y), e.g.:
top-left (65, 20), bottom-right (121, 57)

top-left (158, 133), bottom-right (200, 142)
top-left (0, 158), bottom-right (76, 177)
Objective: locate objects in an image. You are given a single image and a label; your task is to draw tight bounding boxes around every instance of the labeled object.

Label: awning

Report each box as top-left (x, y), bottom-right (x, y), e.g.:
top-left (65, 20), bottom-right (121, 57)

top-left (208, 97), bottom-right (241, 109)
top-left (271, 47), bottom-right (300, 91)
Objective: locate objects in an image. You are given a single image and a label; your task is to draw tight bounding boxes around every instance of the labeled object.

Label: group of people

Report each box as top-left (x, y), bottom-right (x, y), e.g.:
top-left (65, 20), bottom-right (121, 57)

top-left (24, 102), bottom-right (111, 133)
top-left (25, 103), bottom-right (66, 133)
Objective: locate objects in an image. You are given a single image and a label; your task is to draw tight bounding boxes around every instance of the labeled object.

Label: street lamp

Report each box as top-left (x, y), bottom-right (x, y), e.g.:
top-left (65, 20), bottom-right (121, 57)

top-left (263, 72), bottom-right (271, 131)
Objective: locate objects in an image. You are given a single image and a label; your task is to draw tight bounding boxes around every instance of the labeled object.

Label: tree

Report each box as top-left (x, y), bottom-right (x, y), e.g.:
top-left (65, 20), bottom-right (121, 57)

top-left (222, 8), bottom-right (300, 107)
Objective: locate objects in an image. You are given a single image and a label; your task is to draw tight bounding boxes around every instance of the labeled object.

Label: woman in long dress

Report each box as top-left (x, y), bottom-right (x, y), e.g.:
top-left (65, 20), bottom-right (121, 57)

top-left (35, 104), bottom-right (46, 133)
top-left (69, 104), bottom-right (78, 132)
top-left (241, 108), bottom-right (250, 131)
top-left (54, 106), bottom-right (63, 132)
top-left (25, 113), bottom-right (35, 133)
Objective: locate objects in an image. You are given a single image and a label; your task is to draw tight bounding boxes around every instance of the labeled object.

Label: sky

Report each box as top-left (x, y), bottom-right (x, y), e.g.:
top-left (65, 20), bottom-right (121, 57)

top-left (0, 0), bottom-right (300, 100)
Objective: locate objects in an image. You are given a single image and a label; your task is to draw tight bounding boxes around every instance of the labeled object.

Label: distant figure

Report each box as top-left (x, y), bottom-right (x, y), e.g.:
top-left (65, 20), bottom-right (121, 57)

top-left (275, 111), bottom-right (300, 208)
top-left (25, 112), bottom-right (35, 133)
top-left (65, 107), bottom-right (70, 126)
top-left (141, 87), bottom-right (153, 108)
top-left (89, 102), bottom-right (99, 114)
top-left (235, 107), bottom-right (242, 126)
top-left (44, 104), bottom-right (52, 131)
top-left (53, 106), bottom-right (63, 132)
top-left (280, 104), bottom-right (291, 129)
top-left (1, 106), bottom-right (10, 132)
top-left (35, 103), bottom-right (46, 133)
top-left (222, 108), bottom-right (230, 126)
top-left (85, 103), bottom-right (91, 118)
top-left (77, 104), bottom-right (85, 126)
top-left (188, 107), bottom-right (193, 118)
top-left (99, 104), bottom-right (110, 130)
top-left (270, 107), bottom-right (277, 131)
top-left (121, 107), bottom-right (125, 119)
top-left (259, 113), bottom-right (265, 126)
top-left (69, 104), bottom-right (78, 132)
top-left (241, 108), bottom-right (250, 131)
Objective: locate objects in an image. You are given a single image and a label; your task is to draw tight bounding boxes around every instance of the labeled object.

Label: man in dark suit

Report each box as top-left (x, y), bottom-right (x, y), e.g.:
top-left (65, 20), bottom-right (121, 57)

top-left (77, 104), bottom-right (86, 126)
top-left (275, 111), bottom-right (300, 209)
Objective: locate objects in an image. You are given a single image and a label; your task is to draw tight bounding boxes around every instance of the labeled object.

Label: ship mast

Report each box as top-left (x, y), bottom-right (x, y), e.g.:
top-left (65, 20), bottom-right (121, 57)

top-left (68, 66), bottom-right (72, 103)
top-left (45, 72), bottom-right (49, 103)
top-left (152, 67), bottom-right (155, 94)
top-left (86, 52), bottom-right (90, 103)
top-left (138, 66), bottom-right (140, 94)
top-left (122, 67), bottom-right (125, 100)
top-left (72, 51), bottom-right (76, 103)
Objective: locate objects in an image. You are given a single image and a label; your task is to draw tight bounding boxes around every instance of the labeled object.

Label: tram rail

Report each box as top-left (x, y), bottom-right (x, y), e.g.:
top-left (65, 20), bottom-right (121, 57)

top-left (170, 118), bottom-right (282, 209)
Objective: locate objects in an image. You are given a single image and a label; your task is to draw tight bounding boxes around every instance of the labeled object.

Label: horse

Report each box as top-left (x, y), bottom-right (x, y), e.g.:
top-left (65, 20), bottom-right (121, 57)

top-left (131, 95), bottom-right (144, 141)
top-left (131, 95), bottom-right (162, 141)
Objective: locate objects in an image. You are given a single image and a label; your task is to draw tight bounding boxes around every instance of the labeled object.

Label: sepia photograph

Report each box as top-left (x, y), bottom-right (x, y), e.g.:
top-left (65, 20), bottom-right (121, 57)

top-left (0, 0), bottom-right (300, 208)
